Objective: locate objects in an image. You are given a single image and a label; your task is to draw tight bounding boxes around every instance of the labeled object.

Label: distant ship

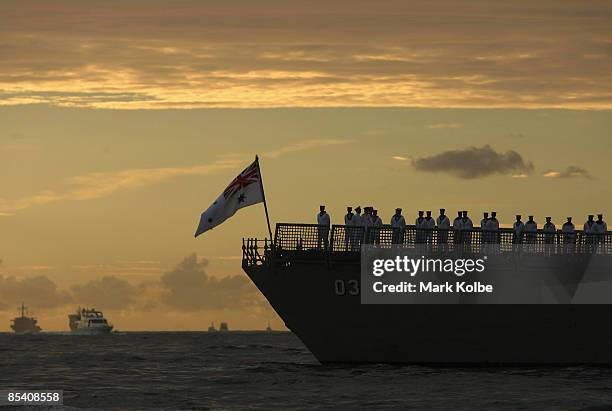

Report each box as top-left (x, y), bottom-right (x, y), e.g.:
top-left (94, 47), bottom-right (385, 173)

top-left (68, 307), bottom-right (113, 334)
top-left (265, 323), bottom-right (273, 332)
top-left (243, 222), bottom-right (612, 364)
top-left (10, 303), bottom-right (42, 334)
top-left (219, 322), bottom-right (229, 332)
top-left (207, 322), bottom-right (217, 332)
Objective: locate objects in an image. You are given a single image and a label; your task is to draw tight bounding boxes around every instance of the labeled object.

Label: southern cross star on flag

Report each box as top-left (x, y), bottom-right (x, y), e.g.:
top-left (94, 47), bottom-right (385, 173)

top-left (194, 159), bottom-right (264, 237)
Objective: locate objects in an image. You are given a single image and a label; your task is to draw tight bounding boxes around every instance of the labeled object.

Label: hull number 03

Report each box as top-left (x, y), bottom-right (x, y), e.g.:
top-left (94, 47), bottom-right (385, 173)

top-left (334, 280), bottom-right (360, 296)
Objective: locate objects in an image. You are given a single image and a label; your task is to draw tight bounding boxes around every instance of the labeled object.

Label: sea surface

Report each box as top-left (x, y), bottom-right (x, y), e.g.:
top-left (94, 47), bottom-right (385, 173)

top-left (2, 331), bottom-right (612, 410)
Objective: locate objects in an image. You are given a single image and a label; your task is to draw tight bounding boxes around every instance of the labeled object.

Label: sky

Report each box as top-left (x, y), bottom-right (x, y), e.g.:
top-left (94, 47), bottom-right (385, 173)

top-left (1, 1), bottom-right (611, 331)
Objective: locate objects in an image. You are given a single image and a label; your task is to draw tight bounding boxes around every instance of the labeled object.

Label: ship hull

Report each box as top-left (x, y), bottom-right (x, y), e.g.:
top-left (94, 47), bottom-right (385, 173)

top-left (70, 327), bottom-right (113, 335)
top-left (244, 259), bottom-right (612, 365)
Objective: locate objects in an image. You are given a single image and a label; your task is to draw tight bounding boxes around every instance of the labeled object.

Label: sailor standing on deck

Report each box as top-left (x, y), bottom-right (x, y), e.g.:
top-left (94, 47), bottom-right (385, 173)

top-left (584, 215), bottom-right (596, 246)
top-left (372, 209), bottom-right (383, 244)
top-left (461, 211), bottom-right (473, 245)
top-left (543, 217), bottom-right (556, 244)
top-left (317, 205), bottom-right (330, 250)
top-left (344, 206), bottom-right (354, 251)
top-left (453, 211), bottom-right (464, 244)
top-left (423, 211), bottom-right (436, 244)
top-left (362, 207), bottom-right (374, 243)
top-left (524, 216), bottom-right (538, 244)
top-left (480, 212), bottom-right (490, 243)
top-left (513, 215), bottom-right (525, 244)
top-left (593, 214), bottom-right (608, 246)
top-left (437, 209), bottom-right (450, 245)
top-left (391, 208), bottom-right (406, 244)
top-left (562, 217), bottom-right (576, 245)
top-left (415, 211), bottom-right (425, 243)
top-left (351, 206), bottom-right (363, 250)
top-left (489, 211), bottom-right (500, 244)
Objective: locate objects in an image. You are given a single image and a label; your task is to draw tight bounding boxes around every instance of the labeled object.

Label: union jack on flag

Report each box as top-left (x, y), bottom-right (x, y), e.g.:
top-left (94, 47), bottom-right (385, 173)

top-left (223, 161), bottom-right (260, 199)
top-left (194, 158), bottom-right (265, 237)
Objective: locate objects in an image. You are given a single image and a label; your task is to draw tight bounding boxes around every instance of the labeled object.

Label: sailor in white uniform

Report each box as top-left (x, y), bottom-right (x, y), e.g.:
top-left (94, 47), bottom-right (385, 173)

top-left (524, 216), bottom-right (537, 244)
top-left (461, 211), bottom-right (473, 245)
top-left (353, 206), bottom-right (363, 226)
top-left (344, 206), bottom-right (354, 250)
top-left (593, 214), bottom-right (608, 245)
top-left (488, 211), bottom-right (500, 244)
top-left (543, 217), bottom-right (556, 244)
top-left (362, 207), bottom-right (374, 244)
top-left (317, 205), bottom-right (330, 250)
top-left (562, 217), bottom-right (576, 245)
top-left (372, 209), bottom-right (383, 244)
top-left (415, 211), bottom-right (425, 243)
top-left (423, 211), bottom-right (436, 244)
top-left (436, 208), bottom-right (450, 244)
top-left (584, 215), bottom-right (596, 245)
top-left (513, 215), bottom-right (525, 244)
top-left (390, 208), bottom-right (406, 244)
top-left (480, 212), bottom-right (489, 243)
top-left (453, 211), bottom-right (463, 244)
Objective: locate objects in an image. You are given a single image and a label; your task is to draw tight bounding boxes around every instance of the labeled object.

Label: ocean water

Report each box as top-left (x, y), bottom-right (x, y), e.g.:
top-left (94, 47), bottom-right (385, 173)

top-left (2, 332), bottom-right (612, 410)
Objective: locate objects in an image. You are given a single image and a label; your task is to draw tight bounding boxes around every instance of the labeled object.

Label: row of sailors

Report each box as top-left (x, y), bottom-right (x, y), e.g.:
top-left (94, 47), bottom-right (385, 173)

top-left (317, 205), bottom-right (608, 246)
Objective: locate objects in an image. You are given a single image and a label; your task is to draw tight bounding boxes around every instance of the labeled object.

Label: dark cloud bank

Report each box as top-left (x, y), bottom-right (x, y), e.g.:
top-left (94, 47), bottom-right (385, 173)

top-left (0, 254), bottom-right (261, 313)
top-left (412, 145), bottom-right (534, 179)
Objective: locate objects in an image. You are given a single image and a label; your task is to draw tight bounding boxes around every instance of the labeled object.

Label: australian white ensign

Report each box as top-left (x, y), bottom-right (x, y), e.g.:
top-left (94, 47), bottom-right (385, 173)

top-left (194, 159), bottom-right (264, 237)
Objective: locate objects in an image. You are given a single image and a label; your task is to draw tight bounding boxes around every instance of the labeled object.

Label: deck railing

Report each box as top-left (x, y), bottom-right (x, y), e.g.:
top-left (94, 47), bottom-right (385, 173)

top-left (242, 223), bottom-right (612, 266)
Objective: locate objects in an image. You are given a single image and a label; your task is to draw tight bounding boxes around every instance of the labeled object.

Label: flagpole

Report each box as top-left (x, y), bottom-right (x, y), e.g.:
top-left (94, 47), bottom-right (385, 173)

top-left (255, 155), bottom-right (273, 242)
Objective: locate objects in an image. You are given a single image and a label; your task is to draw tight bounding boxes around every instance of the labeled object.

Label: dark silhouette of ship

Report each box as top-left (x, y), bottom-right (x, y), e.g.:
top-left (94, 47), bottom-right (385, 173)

top-left (10, 303), bottom-right (42, 334)
top-left (243, 223), bottom-right (612, 364)
top-left (219, 322), bottom-right (229, 332)
top-left (207, 322), bottom-right (217, 332)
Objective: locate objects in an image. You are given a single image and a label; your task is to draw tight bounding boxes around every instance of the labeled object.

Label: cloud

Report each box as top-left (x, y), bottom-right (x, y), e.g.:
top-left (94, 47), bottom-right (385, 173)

top-left (0, 157), bottom-right (242, 213)
top-left (412, 145), bottom-right (534, 179)
top-left (159, 254), bottom-right (260, 311)
top-left (0, 139), bottom-right (343, 213)
top-left (70, 276), bottom-right (141, 310)
top-left (428, 123), bottom-right (463, 129)
top-left (0, 275), bottom-right (72, 310)
top-left (543, 166), bottom-right (593, 179)
top-left (0, 1), bottom-right (611, 109)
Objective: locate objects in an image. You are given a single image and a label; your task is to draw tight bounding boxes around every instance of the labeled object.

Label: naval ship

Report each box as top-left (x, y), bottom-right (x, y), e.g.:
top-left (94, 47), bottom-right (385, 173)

top-left (242, 223), bottom-right (612, 364)
top-left (68, 307), bottom-right (113, 334)
top-left (10, 303), bottom-right (42, 334)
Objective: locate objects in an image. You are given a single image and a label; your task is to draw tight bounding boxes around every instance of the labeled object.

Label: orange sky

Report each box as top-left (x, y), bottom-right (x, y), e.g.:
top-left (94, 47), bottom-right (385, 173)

top-left (1, 1), bottom-right (611, 331)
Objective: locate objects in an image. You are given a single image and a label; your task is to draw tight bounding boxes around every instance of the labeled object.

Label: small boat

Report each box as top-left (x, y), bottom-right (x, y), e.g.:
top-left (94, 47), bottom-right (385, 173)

top-left (219, 322), bottom-right (229, 332)
top-left (266, 323), bottom-right (272, 332)
top-left (68, 307), bottom-right (113, 335)
top-left (207, 322), bottom-right (217, 332)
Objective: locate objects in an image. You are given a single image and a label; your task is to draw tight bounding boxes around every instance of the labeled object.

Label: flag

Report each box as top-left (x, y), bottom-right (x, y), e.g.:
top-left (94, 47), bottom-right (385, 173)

top-left (194, 159), bottom-right (264, 237)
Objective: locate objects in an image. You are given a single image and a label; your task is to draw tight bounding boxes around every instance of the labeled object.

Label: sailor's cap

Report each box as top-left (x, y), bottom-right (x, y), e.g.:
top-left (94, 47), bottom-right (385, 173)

top-left (589, 214), bottom-right (594, 218)
top-left (546, 216), bottom-right (552, 219)
top-left (346, 206), bottom-right (352, 210)
top-left (598, 213), bottom-right (604, 217)
top-left (395, 208), bottom-right (402, 211)
top-left (516, 214), bottom-right (522, 218)
top-left (440, 208), bottom-right (445, 212)
top-left (528, 215), bottom-right (534, 218)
